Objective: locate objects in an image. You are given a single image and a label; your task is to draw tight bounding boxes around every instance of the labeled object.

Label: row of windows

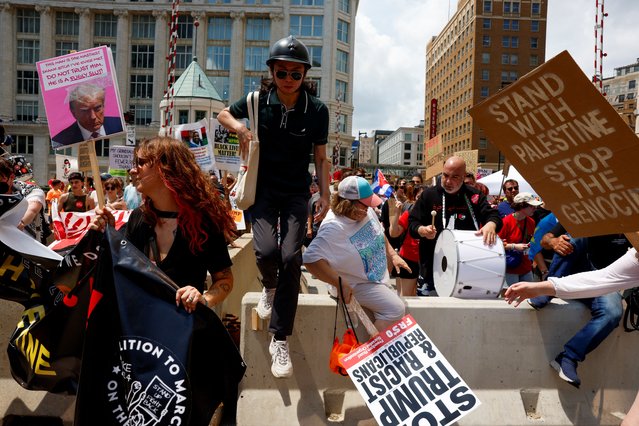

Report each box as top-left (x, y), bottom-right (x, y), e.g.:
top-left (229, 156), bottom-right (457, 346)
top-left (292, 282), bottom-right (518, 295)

top-left (483, 18), bottom-right (540, 32)
top-left (17, 10), bottom-right (345, 45)
top-left (483, 1), bottom-right (542, 16)
top-left (289, 0), bottom-right (351, 13)
top-left (15, 44), bottom-right (339, 98)
top-left (481, 69), bottom-right (519, 82)
top-left (6, 135), bottom-right (112, 157)
top-left (482, 35), bottom-right (539, 49)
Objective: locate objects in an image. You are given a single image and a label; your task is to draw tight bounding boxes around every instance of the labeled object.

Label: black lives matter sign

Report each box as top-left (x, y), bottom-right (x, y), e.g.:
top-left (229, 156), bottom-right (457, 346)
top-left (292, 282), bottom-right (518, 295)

top-left (470, 51), bottom-right (639, 238)
top-left (342, 315), bottom-right (480, 426)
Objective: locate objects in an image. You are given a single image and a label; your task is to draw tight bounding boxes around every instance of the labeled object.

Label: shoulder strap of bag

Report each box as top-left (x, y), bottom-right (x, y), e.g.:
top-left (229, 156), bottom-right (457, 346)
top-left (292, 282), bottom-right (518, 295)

top-left (246, 90), bottom-right (259, 142)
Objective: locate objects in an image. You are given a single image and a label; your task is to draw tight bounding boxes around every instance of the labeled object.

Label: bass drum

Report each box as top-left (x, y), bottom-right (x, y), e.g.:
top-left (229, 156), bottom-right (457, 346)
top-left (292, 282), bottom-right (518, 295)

top-left (433, 229), bottom-right (505, 299)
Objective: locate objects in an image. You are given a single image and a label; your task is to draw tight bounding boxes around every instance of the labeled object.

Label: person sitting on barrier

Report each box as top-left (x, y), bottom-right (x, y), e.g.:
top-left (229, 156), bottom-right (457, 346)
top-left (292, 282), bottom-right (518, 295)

top-left (303, 176), bottom-right (408, 332)
top-left (504, 247), bottom-right (639, 426)
top-left (408, 156), bottom-right (502, 295)
top-left (91, 137), bottom-right (236, 312)
top-left (498, 192), bottom-right (542, 287)
top-left (521, 221), bottom-right (627, 389)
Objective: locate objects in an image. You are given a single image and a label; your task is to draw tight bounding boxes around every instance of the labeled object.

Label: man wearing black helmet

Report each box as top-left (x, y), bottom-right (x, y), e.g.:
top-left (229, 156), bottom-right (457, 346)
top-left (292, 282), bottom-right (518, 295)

top-left (218, 35), bottom-right (330, 379)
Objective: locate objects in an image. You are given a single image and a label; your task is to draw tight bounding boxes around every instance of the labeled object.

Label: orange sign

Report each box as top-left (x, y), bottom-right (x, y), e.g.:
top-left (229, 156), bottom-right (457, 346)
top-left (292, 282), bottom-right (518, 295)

top-left (469, 51), bottom-right (639, 237)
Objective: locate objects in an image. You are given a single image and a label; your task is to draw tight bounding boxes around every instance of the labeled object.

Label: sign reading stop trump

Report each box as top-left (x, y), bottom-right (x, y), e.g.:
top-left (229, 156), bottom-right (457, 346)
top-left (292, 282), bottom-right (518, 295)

top-left (469, 50), bottom-right (639, 238)
top-left (341, 315), bottom-right (480, 426)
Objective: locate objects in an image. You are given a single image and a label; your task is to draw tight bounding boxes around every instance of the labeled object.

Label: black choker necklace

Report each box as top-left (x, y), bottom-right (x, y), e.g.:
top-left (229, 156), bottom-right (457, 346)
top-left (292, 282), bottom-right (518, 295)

top-left (152, 205), bottom-right (178, 219)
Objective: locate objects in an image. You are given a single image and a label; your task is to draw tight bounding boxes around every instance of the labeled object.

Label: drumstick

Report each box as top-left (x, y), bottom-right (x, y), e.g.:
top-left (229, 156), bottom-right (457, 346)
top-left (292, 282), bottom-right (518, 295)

top-left (431, 210), bottom-right (437, 227)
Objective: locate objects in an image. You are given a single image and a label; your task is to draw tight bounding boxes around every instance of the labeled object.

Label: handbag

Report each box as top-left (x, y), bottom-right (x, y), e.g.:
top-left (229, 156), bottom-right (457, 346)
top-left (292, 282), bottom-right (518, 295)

top-left (229, 91), bottom-right (260, 210)
top-left (329, 278), bottom-right (361, 376)
top-left (505, 250), bottom-right (523, 268)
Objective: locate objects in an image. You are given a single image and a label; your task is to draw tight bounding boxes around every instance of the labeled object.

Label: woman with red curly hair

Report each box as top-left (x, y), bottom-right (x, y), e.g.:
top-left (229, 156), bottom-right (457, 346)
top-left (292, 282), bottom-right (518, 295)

top-left (93, 137), bottom-right (235, 312)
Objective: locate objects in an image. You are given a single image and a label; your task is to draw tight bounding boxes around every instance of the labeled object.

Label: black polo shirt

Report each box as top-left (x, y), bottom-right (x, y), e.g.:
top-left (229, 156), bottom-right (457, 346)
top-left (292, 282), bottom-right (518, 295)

top-left (228, 88), bottom-right (328, 195)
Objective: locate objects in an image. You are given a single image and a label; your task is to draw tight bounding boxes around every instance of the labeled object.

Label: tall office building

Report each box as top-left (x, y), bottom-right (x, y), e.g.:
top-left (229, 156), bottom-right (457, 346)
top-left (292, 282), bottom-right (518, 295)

top-left (602, 58), bottom-right (639, 132)
top-left (1, 0), bottom-right (358, 183)
top-left (424, 0), bottom-right (547, 177)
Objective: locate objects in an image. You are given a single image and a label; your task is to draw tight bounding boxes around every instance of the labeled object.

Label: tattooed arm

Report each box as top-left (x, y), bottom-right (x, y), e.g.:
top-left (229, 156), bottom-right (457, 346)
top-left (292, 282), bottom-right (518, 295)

top-left (203, 267), bottom-right (234, 307)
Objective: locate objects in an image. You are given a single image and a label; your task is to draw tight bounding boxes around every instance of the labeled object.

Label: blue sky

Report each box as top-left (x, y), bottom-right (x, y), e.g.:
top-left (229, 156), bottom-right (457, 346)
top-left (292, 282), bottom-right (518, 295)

top-left (352, 0), bottom-right (639, 137)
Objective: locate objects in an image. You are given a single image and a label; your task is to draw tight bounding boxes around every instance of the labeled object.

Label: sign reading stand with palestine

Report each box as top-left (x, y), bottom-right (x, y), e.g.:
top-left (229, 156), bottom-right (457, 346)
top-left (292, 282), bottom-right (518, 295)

top-left (342, 315), bottom-right (480, 426)
top-left (469, 51), bottom-right (639, 238)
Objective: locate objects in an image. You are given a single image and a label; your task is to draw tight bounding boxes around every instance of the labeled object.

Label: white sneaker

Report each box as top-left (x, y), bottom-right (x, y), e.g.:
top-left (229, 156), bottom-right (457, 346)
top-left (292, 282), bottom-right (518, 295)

top-left (256, 288), bottom-right (276, 319)
top-left (270, 337), bottom-right (293, 378)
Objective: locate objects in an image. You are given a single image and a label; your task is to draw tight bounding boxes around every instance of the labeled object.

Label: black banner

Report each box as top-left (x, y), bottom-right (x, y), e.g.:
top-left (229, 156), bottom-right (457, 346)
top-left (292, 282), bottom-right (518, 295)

top-left (6, 230), bottom-right (101, 394)
top-left (74, 226), bottom-right (246, 425)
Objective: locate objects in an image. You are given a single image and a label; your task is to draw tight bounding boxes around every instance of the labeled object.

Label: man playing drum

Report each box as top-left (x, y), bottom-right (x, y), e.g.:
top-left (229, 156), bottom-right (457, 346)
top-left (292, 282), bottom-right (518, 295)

top-left (408, 156), bottom-right (502, 295)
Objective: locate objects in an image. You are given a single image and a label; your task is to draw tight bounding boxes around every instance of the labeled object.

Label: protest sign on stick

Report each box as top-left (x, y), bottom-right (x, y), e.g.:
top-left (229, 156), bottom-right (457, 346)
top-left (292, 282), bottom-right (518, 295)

top-left (37, 46), bottom-right (125, 149)
top-left (469, 51), bottom-right (639, 240)
top-left (342, 315), bottom-right (480, 426)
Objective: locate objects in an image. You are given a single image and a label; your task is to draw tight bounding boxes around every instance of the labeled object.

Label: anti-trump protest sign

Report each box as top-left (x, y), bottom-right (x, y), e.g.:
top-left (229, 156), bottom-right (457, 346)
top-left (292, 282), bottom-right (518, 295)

top-left (341, 315), bottom-right (480, 426)
top-left (108, 145), bottom-right (135, 177)
top-left (469, 50), bottom-right (639, 238)
top-left (37, 46), bottom-right (125, 149)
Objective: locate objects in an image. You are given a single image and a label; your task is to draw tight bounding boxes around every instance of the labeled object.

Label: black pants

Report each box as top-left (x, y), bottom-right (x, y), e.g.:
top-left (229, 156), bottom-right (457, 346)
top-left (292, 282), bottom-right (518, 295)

top-left (249, 188), bottom-right (308, 336)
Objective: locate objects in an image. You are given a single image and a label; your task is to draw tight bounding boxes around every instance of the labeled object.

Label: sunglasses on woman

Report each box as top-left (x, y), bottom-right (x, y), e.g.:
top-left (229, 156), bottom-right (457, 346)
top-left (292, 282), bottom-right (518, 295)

top-left (105, 186), bottom-right (115, 190)
top-left (274, 70), bottom-right (303, 81)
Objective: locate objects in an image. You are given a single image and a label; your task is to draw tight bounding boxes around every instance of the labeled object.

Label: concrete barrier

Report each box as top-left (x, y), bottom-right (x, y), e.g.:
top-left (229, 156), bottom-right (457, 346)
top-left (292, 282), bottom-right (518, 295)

top-left (0, 233), bottom-right (260, 424)
top-left (1, 233), bottom-right (637, 425)
top-left (238, 294), bottom-right (639, 425)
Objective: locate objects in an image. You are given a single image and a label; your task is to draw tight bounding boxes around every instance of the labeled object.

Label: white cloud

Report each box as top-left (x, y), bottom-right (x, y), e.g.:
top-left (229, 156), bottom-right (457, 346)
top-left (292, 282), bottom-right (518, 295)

top-left (353, 0), bottom-right (639, 137)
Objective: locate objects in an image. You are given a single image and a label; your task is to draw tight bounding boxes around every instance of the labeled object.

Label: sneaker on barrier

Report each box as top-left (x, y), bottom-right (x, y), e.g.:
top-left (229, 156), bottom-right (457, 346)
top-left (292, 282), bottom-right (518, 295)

top-left (256, 288), bottom-right (275, 319)
top-left (550, 353), bottom-right (581, 388)
top-left (270, 337), bottom-right (293, 378)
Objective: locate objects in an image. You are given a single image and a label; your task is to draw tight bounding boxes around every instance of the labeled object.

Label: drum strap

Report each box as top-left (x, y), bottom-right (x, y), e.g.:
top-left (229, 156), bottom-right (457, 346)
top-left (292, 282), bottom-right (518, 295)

top-left (442, 193), bottom-right (479, 231)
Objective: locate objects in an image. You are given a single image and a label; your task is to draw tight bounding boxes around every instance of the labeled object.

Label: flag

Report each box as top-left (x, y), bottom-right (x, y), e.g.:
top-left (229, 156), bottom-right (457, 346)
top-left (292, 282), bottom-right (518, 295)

top-left (74, 226), bottom-right (246, 425)
top-left (371, 169), bottom-right (393, 198)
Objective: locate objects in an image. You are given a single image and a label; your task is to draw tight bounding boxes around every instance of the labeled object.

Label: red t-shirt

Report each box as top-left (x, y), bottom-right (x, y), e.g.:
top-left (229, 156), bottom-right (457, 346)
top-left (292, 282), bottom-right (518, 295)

top-left (498, 214), bottom-right (535, 274)
top-left (398, 210), bottom-right (420, 262)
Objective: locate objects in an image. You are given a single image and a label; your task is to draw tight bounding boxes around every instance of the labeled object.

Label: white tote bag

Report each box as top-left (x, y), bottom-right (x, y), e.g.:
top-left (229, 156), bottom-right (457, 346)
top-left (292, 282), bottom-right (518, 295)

top-left (229, 91), bottom-right (260, 210)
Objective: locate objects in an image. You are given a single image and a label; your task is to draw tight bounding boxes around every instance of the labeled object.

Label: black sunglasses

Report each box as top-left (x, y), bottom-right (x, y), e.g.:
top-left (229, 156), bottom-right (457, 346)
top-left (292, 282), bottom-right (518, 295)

top-left (105, 186), bottom-right (115, 190)
top-left (275, 70), bottom-right (303, 81)
top-left (133, 157), bottom-right (151, 168)
top-left (505, 186), bottom-right (519, 191)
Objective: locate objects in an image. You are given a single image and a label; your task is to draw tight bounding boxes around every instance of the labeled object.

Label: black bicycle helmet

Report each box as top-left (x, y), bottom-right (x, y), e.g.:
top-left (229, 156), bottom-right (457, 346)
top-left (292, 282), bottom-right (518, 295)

top-left (266, 35), bottom-right (311, 69)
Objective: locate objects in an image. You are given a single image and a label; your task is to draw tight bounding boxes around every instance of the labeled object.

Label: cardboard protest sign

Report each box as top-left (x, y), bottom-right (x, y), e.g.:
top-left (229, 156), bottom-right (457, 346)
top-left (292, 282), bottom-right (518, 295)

top-left (454, 150), bottom-right (478, 174)
top-left (37, 46), bottom-right (125, 149)
top-left (108, 145), bottom-right (135, 177)
top-left (78, 143), bottom-right (91, 172)
top-left (425, 135), bottom-right (444, 180)
top-left (174, 119), bottom-right (218, 175)
top-left (469, 51), bottom-right (639, 237)
top-left (211, 118), bottom-right (241, 172)
top-left (342, 315), bottom-right (480, 426)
